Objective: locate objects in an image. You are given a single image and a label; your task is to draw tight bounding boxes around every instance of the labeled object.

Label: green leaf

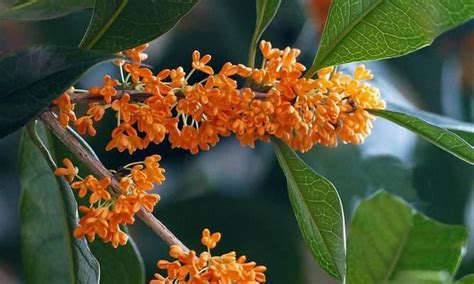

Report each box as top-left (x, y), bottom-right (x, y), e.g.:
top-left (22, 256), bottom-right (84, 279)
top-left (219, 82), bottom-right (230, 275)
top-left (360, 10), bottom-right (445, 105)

top-left (49, 131), bottom-right (145, 284)
top-left (247, 0), bottom-right (281, 68)
top-left (18, 125), bottom-right (100, 284)
top-left (307, 0), bottom-right (474, 75)
top-left (369, 109), bottom-right (474, 165)
top-left (386, 103), bottom-right (474, 145)
top-left (0, 0), bottom-right (94, 20)
top-left (272, 139), bottom-right (346, 280)
top-left (457, 274), bottom-right (474, 284)
top-left (347, 191), bottom-right (467, 284)
top-left (388, 270), bottom-right (452, 284)
top-left (0, 46), bottom-right (115, 139)
top-left (88, 237), bottom-right (145, 284)
top-left (80, 0), bottom-right (198, 53)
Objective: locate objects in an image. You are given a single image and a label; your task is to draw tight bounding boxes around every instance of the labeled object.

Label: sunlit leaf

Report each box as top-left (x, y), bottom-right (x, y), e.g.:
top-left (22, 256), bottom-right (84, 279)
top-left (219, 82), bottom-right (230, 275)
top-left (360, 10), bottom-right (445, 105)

top-left (0, 46), bottom-right (115, 139)
top-left (273, 139), bottom-right (346, 280)
top-left (369, 109), bottom-right (474, 165)
top-left (80, 0), bottom-right (198, 53)
top-left (18, 125), bottom-right (100, 283)
top-left (347, 191), bottom-right (467, 283)
top-left (247, 0), bottom-right (281, 67)
top-left (307, 0), bottom-right (474, 76)
top-left (386, 103), bottom-right (474, 145)
top-left (0, 0), bottom-right (94, 20)
top-left (457, 274), bottom-right (474, 284)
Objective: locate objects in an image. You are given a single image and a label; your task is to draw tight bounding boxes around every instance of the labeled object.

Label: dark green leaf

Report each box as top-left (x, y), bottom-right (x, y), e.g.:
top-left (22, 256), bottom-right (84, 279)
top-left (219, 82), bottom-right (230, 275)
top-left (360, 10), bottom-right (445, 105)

top-left (0, 46), bottom-right (115, 139)
top-left (0, 0), bottom-right (94, 20)
top-left (369, 109), bottom-right (474, 165)
top-left (80, 0), bottom-right (198, 53)
top-left (347, 191), bottom-right (467, 283)
top-left (272, 139), bottom-right (346, 280)
top-left (88, 237), bottom-right (145, 284)
top-left (49, 130), bottom-right (145, 284)
top-left (307, 0), bottom-right (474, 75)
top-left (457, 274), bottom-right (474, 284)
top-left (247, 0), bottom-right (281, 67)
top-left (19, 125), bottom-right (100, 284)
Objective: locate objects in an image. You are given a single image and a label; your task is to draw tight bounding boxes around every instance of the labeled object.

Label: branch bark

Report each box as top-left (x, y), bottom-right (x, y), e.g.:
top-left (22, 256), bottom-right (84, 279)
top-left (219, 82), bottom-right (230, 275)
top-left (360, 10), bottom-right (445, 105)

top-left (40, 110), bottom-right (189, 252)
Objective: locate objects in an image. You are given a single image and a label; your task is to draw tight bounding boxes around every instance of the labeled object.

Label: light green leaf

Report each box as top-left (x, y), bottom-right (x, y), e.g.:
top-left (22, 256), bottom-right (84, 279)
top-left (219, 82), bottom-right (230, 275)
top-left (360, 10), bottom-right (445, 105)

top-left (0, 0), bottom-right (94, 20)
top-left (307, 0), bottom-right (474, 76)
top-left (273, 139), bottom-right (346, 280)
top-left (49, 130), bottom-right (145, 284)
top-left (369, 109), bottom-right (474, 165)
top-left (247, 0), bottom-right (281, 68)
top-left (80, 0), bottom-right (198, 53)
top-left (457, 274), bottom-right (474, 284)
top-left (0, 46), bottom-right (116, 139)
top-left (19, 125), bottom-right (100, 284)
top-left (347, 191), bottom-right (467, 284)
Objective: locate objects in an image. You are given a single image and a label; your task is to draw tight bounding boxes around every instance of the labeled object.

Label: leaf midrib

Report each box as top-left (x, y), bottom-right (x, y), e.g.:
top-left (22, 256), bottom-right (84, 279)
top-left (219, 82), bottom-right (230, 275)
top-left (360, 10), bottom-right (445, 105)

top-left (315, 0), bottom-right (384, 68)
top-left (255, 0), bottom-right (269, 38)
top-left (82, 0), bottom-right (129, 49)
top-left (382, 211), bottom-right (413, 280)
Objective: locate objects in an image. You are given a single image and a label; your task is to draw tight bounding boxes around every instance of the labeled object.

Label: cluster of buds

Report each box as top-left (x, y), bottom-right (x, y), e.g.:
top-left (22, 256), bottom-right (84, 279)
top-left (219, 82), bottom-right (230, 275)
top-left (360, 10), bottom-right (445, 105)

top-left (150, 229), bottom-right (267, 283)
top-left (53, 40), bottom-right (385, 154)
top-left (54, 156), bottom-right (164, 247)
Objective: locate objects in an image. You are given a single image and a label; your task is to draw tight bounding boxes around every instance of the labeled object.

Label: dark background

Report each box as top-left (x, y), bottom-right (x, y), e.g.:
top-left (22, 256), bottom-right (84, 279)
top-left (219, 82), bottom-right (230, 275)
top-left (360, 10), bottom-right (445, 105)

top-left (0, 0), bottom-right (473, 283)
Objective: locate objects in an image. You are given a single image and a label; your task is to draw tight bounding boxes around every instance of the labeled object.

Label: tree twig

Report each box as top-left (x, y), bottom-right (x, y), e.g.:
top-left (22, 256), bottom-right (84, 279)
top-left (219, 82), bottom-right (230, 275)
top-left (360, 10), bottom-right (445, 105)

top-left (69, 89), bottom-right (268, 104)
top-left (40, 110), bottom-right (189, 252)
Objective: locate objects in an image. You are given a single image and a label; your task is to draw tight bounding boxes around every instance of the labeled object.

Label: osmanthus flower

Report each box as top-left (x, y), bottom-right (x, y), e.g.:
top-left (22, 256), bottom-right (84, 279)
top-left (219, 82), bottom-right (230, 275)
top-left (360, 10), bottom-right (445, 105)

top-left (124, 63), bottom-right (154, 83)
top-left (89, 75), bottom-right (120, 104)
top-left (54, 158), bottom-right (78, 183)
top-left (52, 92), bottom-right (76, 127)
top-left (150, 229), bottom-right (267, 283)
top-left (54, 156), bottom-right (165, 248)
top-left (192, 50), bottom-right (214, 75)
top-left (52, 40), bottom-right (385, 156)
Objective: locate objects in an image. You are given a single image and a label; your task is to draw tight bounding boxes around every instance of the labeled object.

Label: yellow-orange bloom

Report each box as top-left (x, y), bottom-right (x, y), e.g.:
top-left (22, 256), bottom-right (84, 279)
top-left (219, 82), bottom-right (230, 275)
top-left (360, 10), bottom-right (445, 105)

top-left (54, 158), bottom-right (78, 183)
top-left (53, 93), bottom-right (76, 127)
top-left (124, 63), bottom-right (153, 83)
top-left (89, 75), bottom-right (119, 104)
top-left (192, 50), bottom-right (214, 75)
top-left (150, 229), bottom-right (267, 283)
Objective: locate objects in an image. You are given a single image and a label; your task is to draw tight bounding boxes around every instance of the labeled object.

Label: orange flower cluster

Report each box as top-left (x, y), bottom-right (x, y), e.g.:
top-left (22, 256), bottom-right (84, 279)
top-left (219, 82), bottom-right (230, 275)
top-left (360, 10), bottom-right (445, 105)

top-left (53, 40), bottom-right (385, 154)
top-left (54, 156), bottom-right (164, 247)
top-left (150, 229), bottom-right (267, 283)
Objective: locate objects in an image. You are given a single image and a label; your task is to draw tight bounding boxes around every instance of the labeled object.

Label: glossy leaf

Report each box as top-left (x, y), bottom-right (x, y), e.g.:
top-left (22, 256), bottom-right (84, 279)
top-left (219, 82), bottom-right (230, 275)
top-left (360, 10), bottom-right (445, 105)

top-left (0, 46), bottom-right (115, 139)
top-left (49, 131), bottom-right (145, 284)
top-left (273, 139), bottom-right (346, 280)
top-left (347, 191), bottom-right (467, 284)
top-left (369, 109), bottom-right (474, 165)
top-left (457, 274), bottom-right (474, 284)
top-left (0, 0), bottom-right (94, 20)
top-left (386, 103), bottom-right (474, 145)
top-left (19, 126), bottom-right (100, 284)
top-left (247, 0), bottom-right (281, 67)
top-left (80, 0), bottom-right (198, 53)
top-left (307, 0), bottom-right (474, 75)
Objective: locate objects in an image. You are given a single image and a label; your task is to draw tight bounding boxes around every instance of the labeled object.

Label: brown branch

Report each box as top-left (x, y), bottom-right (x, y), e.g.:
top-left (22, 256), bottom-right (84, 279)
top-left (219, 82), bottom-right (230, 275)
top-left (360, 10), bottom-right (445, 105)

top-left (69, 88), bottom-right (268, 104)
top-left (40, 110), bottom-right (189, 252)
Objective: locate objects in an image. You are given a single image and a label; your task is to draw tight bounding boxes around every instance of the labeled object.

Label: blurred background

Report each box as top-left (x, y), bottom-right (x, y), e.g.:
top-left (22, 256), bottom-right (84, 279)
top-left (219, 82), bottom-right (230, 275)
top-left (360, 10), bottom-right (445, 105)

top-left (0, 0), bottom-right (473, 283)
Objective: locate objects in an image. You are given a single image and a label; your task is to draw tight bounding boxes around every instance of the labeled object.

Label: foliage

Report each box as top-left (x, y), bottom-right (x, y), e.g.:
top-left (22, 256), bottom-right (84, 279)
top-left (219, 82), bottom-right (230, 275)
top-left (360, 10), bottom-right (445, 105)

top-left (1, 0), bottom-right (473, 283)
